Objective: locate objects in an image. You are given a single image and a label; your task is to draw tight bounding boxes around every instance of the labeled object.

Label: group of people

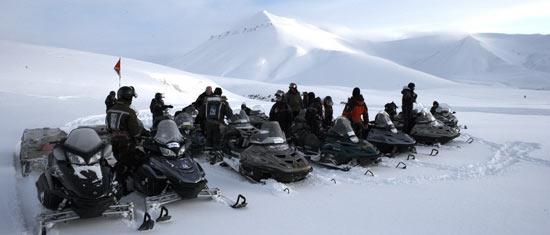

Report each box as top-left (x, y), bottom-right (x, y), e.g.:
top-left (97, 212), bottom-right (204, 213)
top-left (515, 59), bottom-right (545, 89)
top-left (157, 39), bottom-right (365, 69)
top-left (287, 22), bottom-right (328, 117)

top-left (103, 81), bottom-right (419, 193)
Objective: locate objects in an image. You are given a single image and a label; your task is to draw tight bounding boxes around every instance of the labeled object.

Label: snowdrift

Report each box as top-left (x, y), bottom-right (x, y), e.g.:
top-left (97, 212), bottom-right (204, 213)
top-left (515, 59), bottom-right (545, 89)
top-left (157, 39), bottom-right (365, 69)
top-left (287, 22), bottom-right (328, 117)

top-left (172, 11), bottom-right (455, 90)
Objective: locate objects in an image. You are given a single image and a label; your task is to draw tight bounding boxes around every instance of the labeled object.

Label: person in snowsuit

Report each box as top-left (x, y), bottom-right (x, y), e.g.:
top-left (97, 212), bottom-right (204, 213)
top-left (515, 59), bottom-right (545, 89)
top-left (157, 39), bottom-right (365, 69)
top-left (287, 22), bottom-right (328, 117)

top-left (322, 96), bottom-right (334, 129)
top-left (305, 92), bottom-right (323, 136)
top-left (285, 82), bottom-right (303, 119)
top-left (342, 87), bottom-right (369, 138)
top-left (401, 82), bottom-right (417, 134)
top-left (302, 92), bottom-right (310, 109)
top-left (384, 102), bottom-right (398, 121)
top-left (196, 88), bottom-right (232, 152)
top-left (430, 101), bottom-right (439, 115)
top-left (241, 103), bottom-right (252, 116)
top-left (105, 91), bottom-right (117, 112)
top-left (150, 93), bottom-right (173, 129)
top-left (194, 86), bottom-right (213, 109)
top-left (105, 86), bottom-right (145, 195)
top-left (269, 90), bottom-right (294, 136)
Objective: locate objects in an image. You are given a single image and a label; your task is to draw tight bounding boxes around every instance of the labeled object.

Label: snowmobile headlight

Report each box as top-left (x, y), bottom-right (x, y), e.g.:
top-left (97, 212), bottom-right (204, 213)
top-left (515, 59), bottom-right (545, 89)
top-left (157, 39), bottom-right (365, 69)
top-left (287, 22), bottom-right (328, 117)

top-left (178, 146), bottom-right (187, 156)
top-left (350, 136), bottom-right (359, 143)
top-left (160, 147), bottom-right (177, 157)
top-left (88, 152), bottom-right (102, 164)
top-left (67, 152), bottom-right (87, 165)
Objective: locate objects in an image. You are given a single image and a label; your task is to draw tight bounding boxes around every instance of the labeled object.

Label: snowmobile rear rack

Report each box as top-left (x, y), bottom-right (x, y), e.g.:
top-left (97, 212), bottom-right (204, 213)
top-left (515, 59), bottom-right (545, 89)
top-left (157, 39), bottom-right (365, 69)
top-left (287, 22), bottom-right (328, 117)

top-left (37, 202), bottom-right (134, 235)
top-left (18, 128), bottom-right (67, 177)
top-left (407, 154), bottom-right (416, 160)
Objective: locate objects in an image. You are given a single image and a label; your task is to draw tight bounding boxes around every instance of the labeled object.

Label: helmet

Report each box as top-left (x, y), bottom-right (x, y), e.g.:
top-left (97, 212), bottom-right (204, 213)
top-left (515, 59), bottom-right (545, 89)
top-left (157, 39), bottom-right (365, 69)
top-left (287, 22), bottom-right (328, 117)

top-left (214, 87), bottom-right (222, 96)
top-left (323, 96), bottom-right (333, 106)
top-left (109, 91), bottom-right (116, 96)
top-left (408, 82), bottom-right (415, 90)
top-left (155, 92), bottom-right (163, 100)
top-left (117, 86), bottom-right (137, 102)
top-left (275, 90), bottom-right (285, 101)
top-left (289, 82), bottom-right (297, 89)
top-left (352, 87), bottom-right (360, 97)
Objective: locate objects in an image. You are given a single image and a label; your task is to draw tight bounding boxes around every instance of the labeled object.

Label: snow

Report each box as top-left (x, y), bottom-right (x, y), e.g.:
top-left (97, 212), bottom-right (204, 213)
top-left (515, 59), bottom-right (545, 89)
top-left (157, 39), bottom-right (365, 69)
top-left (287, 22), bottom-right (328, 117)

top-left (370, 33), bottom-right (550, 89)
top-left (171, 11), bottom-right (455, 90)
top-left (1, 39), bottom-right (550, 235)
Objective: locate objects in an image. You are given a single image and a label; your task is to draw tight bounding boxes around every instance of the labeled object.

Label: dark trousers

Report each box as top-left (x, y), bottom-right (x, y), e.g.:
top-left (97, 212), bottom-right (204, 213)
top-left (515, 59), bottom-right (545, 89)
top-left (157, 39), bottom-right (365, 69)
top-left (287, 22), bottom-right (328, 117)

top-left (205, 121), bottom-right (225, 150)
top-left (402, 110), bottom-right (414, 134)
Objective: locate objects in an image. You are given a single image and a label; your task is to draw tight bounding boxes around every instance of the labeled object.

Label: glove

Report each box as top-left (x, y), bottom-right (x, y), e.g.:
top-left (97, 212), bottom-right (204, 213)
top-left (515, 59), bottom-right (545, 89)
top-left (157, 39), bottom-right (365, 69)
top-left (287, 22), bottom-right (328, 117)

top-left (167, 105), bottom-right (174, 108)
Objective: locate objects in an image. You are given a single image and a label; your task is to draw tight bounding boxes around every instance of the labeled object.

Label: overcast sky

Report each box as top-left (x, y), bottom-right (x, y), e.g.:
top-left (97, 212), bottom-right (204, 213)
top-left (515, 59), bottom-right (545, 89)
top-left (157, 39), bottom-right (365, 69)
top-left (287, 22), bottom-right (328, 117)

top-left (1, 0), bottom-right (549, 64)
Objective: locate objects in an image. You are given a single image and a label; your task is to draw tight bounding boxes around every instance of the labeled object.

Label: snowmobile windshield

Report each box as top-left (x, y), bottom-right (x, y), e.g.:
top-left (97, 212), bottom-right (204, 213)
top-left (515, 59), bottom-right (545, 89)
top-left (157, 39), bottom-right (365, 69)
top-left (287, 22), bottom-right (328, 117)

top-left (250, 105), bottom-right (267, 116)
top-left (64, 128), bottom-right (103, 155)
top-left (230, 110), bottom-right (251, 124)
top-left (250, 121), bottom-right (287, 145)
top-left (416, 109), bottom-right (440, 125)
top-left (175, 112), bottom-right (194, 129)
top-left (154, 120), bottom-right (184, 144)
top-left (435, 103), bottom-right (453, 113)
top-left (375, 112), bottom-right (397, 132)
top-left (330, 117), bottom-right (357, 139)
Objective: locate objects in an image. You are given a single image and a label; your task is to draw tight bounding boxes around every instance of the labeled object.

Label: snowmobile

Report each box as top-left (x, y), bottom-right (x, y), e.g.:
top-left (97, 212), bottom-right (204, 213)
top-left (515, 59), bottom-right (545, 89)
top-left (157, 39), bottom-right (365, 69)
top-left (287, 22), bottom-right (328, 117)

top-left (432, 103), bottom-right (459, 128)
top-left (395, 104), bottom-right (460, 144)
top-left (131, 119), bottom-right (246, 231)
top-left (318, 117), bottom-right (381, 168)
top-left (174, 111), bottom-right (205, 155)
top-left (366, 111), bottom-right (416, 155)
top-left (222, 120), bottom-right (312, 183)
top-left (34, 127), bottom-right (134, 234)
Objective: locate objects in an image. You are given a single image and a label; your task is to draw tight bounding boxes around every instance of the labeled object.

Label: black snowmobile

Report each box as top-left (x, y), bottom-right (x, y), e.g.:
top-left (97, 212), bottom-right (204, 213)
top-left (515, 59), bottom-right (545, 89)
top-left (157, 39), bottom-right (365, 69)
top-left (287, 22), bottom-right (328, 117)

top-left (367, 111), bottom-right (416, 155)
top-left (35, 128), bottom-right (134, 234)
top-left (319, 117), bottom-right (381, 167)
top-left (395, 104), bottom-right (460, 144)
top-left (432, 103), bottom-right (459, 128)
top-left (222, 120), bottom-right (312, 183)
top-left (132, 119), bottom-right (246, 231)
top-left (174, 111), bottom-right (205, 155)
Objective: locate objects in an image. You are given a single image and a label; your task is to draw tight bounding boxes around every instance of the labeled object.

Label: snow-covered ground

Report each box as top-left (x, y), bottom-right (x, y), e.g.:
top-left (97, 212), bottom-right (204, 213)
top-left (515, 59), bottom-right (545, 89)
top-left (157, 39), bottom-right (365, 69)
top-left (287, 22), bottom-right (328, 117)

top-left (1, 41), bottom-right (550, 235)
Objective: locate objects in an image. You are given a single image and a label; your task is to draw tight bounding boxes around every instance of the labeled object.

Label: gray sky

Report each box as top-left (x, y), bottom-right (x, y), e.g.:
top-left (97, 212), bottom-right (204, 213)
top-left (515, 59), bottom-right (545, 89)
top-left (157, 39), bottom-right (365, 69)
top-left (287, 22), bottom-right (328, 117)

top-left (1, 0), bottom-right (549, 64)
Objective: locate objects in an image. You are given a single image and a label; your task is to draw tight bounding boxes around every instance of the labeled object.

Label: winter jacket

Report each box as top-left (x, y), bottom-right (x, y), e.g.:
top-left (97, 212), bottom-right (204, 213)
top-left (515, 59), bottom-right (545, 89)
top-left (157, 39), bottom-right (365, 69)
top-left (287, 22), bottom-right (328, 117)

top-left (150, 98), bottom-right (171, 118)
top-left (323, 104), bottom-right (333, 128)
top-left (194, 92), bottom-right (213, 110)
top-left (305, 101), bottom-right (323, 135)
top-left (401, 87), bottom-right (417, 114)
top-left (269, 101), bottom-right (294, 134)
top-left (106, 101), bottom-right (142, 138)
top-left (342, 95), bottom-right (369, 125)
top-left (285, 89), bottom-right (303, 113)
top-left (196, 96), bottom-right (233, 126)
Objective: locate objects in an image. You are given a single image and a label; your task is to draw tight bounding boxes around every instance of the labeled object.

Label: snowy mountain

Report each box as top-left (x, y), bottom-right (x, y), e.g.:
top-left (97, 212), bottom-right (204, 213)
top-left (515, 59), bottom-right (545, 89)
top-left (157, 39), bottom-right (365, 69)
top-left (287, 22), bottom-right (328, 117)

top-left (370, 33), bottom-right (550, 89)
top-left (172, 11), bottom-right (455, 90)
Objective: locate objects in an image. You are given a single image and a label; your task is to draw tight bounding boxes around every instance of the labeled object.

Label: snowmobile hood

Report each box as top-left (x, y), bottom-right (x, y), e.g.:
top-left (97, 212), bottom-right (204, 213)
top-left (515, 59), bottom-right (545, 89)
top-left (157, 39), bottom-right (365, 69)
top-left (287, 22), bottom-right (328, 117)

top-left (149, 156), bottom-right (206, 184)
top-left (241, 144), bottom-right (311, 174)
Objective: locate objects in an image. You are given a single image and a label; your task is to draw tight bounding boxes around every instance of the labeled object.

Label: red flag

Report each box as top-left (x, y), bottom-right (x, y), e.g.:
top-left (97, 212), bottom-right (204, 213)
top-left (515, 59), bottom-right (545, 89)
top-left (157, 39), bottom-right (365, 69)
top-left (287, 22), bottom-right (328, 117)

top-left (114, 58), bottom-right (121, 78)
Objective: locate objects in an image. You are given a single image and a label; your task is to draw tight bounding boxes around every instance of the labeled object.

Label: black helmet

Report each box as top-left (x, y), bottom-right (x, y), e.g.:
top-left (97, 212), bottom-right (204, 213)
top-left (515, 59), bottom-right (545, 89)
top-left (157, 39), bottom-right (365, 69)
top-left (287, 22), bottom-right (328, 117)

top-left (109, 91), bottom-right (116, 96)
top-left (214, 87), bottom-right (222, 96)
top-left (352, 87), bottom-right (361, 97)
top-left (275, 90), bottom-right (285, 101)
top-left (323, 96), bottom-right (333, 106)
top-left (155, 92), bottom-right (163, 100)
top-left (117, 86), bottom-right (137, 102)
top-left (433, 100), bottom-right (439, 106)
top-left (289, 82), bottom-right (297, 89)
top-left (408, 82), bottom-right (415, 90)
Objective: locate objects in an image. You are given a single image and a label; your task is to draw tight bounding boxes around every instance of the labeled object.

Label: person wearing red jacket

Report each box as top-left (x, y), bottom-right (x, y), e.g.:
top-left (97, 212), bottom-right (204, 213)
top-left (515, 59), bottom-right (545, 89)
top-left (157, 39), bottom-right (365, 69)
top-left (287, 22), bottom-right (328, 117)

top-left (342, 87), bottom-right (369, 138)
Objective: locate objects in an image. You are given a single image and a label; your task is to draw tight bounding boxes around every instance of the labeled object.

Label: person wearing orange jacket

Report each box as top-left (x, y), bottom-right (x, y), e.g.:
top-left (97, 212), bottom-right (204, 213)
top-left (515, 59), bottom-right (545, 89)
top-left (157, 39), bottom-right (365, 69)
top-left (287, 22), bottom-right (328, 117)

top-left (342, 87), bottom-right (369, 138)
